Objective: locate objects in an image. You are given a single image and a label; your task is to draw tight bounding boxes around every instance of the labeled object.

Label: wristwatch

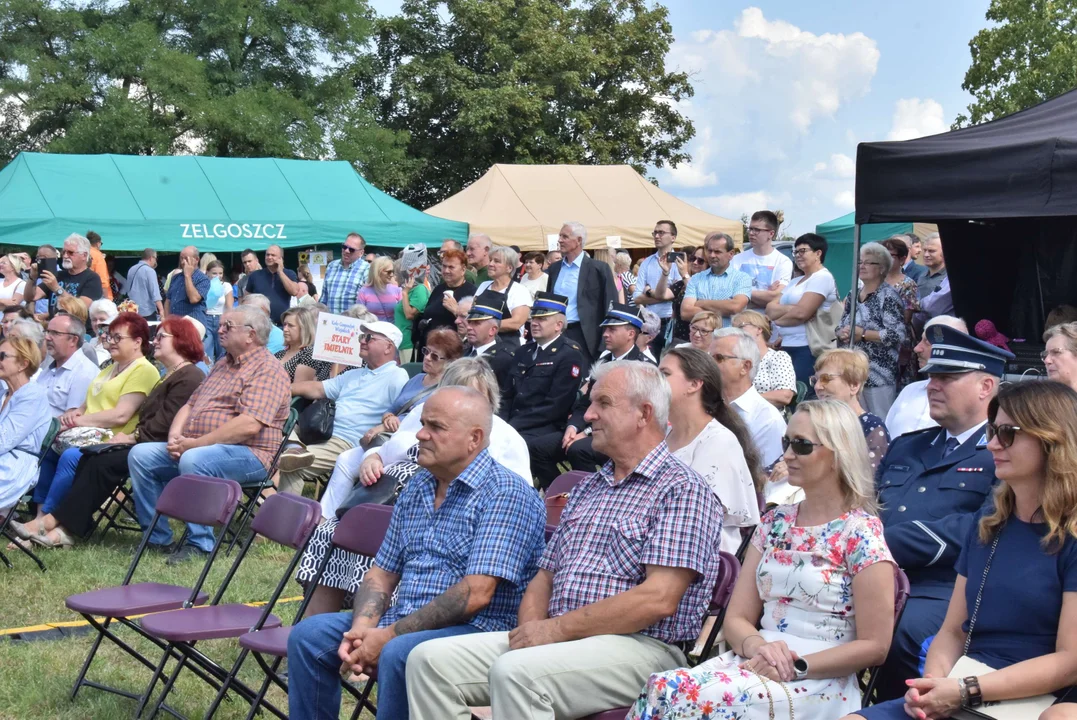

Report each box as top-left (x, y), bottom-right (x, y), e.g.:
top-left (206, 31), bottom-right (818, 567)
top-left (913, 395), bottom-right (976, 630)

top-left (793, 657), bottom-right (808, 680)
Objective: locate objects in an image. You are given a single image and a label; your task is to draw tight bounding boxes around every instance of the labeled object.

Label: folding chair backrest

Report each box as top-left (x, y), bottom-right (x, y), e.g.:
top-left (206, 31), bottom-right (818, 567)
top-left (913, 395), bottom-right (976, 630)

top-left (250, 493), bottom-right (322, 549)
top-left (708, 551), bottom-right (741, 616)
top-left (263, 408), bottom-right (299, 478)
top-left (38, 417), bottom-right (60, 467)
top-left (548, 470), bottom-right (589, 497)
top-left (333, 504), bottom-right (394, 558)
top-left (156, 475), bottom-right (242, 527)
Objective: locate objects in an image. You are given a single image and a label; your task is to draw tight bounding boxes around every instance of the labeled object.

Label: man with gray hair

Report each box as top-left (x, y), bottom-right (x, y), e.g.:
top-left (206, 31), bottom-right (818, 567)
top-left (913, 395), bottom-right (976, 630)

top-left (406, 361), bottom-right (723, 719)
top-left (164, 245), bottom-right (211, 328)
top-left (36, 312), bottom-right (100, 417)
top-left (466, 233), bottom-right (493, 285)
top-left (240, 293), bottom-right (285, 353)
top-left (711, 327), bottom-right (785, 499)
top-left (128, 304), bottom-right (291, 564)
top-left (886, 315), bottom-right (969, 438)
top-left (30, 233), bottom-right (104, 317)
top-left (545, 222), bottom-right (617, 369)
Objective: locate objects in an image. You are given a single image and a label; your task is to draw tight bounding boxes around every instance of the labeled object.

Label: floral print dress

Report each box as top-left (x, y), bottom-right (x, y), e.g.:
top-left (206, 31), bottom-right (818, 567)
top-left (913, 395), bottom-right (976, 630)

top-left (626, 505), bottom-right (894, 720)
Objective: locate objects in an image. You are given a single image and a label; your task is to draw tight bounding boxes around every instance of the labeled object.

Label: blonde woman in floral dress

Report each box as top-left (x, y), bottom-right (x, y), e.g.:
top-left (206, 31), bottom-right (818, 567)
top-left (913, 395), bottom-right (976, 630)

top-left (627, 400), bottom-right (896, 720)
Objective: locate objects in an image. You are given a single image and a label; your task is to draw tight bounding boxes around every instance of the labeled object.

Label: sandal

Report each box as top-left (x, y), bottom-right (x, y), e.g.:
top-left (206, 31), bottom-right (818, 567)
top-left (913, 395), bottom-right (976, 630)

top-left (30, 527), bottom-right (75, 549)
top-left (9, 520), bottom-right (44, 541)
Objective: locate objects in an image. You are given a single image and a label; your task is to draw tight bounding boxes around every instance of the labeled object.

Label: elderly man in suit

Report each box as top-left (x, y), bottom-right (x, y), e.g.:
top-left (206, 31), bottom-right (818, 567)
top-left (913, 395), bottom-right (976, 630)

top-left (545, 222), bottom-right (618, 375)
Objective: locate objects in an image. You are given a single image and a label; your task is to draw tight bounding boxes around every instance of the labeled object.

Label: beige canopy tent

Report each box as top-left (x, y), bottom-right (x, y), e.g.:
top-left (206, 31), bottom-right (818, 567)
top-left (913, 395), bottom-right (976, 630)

top-left (426, 164), bottom-right (743, 251)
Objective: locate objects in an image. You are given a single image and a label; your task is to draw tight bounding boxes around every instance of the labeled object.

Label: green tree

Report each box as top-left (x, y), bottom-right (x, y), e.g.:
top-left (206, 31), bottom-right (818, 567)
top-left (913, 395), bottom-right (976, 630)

top-left (366, 0), bottom-right (695, 208)
top-left (956, 0), bottom-right (1077, 127)
top-left (0, 0), bottom-right (412, 182)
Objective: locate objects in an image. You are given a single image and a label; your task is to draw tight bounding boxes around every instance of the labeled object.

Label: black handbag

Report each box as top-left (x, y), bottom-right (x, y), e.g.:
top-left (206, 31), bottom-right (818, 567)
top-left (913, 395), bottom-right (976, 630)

top-left (297, 399), bottom-right (336, 445)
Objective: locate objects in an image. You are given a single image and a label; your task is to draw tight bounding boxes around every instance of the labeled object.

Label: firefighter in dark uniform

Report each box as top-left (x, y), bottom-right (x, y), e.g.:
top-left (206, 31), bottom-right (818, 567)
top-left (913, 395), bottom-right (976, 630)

top-left (502, 292), bottom-right (585, 483)
top-left (872, 324), bottom-right (1013, 701)
top-left (527, 303), bottom-right (656, 487)
top-left (463, 291), bottom-right (516, 413)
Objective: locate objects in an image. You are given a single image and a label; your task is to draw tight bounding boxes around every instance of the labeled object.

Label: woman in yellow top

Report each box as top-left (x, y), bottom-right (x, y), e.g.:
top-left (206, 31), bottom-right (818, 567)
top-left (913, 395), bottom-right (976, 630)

top-left (29, 312), bottom-right (159, 516)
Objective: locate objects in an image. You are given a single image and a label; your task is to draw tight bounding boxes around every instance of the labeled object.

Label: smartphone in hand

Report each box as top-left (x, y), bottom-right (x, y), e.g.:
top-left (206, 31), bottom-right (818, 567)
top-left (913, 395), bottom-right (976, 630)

top-left (666, 252), bottom-right (686, 263)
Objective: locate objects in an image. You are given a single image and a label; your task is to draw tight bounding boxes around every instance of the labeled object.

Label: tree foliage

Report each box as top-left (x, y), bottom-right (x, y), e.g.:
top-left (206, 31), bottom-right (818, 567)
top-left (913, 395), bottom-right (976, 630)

top-left (365, 0), bottom-right (695, 208)
top-left (0, 0), bottom-right (412, 181)
top-left (956, 0), bottom-right (1077, 127)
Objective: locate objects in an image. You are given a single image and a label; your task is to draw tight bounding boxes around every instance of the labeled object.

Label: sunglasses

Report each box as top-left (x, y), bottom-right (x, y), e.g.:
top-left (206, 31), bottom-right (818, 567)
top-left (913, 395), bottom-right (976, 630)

top-left (0, 351), bottom-right (9, 361)
top-left (421, 347), bottom-right (444, 361)
top-left (809, 373), bottom-right (842, 386)
top-left (986, 422), bottom-right (1023, 449)
top-left (341, 245), bottom-right (361, 254)
top-left (691, 257), bottom-right (707, 264)
top-left (783, 436), bottom-right (825, 456)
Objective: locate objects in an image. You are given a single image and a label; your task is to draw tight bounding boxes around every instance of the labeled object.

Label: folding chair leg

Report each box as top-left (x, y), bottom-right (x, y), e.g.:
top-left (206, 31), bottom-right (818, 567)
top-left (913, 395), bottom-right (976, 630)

top-left (71, 616), bottom-right (112, 700)
top-left (3, 530), bottom-right (47, 571)
top-left (145, 643), bottom-right (193, 720)
top-left (204, 647), bottom-right (251, 720)
top-left (0, 548), bottom-right (11, 569)
top-left (135, 643), bottom-right (173, 719)
top-left (246, 652), bottom-right (289, 720)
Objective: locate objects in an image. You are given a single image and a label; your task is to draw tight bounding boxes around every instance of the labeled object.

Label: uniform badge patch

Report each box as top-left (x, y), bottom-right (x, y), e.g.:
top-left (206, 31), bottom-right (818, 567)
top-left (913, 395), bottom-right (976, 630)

top-left (571, 365), bottom-right (580, 378)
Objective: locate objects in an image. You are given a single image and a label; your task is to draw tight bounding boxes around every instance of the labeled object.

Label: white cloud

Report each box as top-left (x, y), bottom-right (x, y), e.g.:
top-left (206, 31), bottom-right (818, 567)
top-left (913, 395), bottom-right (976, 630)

top-left (812, 153), bottom-right (856, 180)
top-left (887, 98), bottom-right (948, 141)
top-left (832, 190), bottom-right (855, 209)
top-left (666, 126), bottom-right (718, 188)
top-left (697, 190), bottom-right (790, 220)
top-left (671, 8), bottom-right (880, 133)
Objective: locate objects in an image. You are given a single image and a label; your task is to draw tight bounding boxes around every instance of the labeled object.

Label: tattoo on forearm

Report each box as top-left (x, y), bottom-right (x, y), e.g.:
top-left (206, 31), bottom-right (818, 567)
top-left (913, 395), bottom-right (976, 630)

top-left (393, 581), bottom-right (472, 636)
top-left (352, 584), bottom-right (391, 622)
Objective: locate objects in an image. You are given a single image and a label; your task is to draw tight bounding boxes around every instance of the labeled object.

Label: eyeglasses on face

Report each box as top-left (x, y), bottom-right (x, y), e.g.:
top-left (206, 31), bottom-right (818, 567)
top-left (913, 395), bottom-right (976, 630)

top-left (46, 329), bottom-right (81, 339)
top-left (222, 321), bottom-right (253, 333)
top-left (360, 333), bottom-right (387, 343)
top-left (793, 248), bottom-right (812, 256)
top-left (421, 347), bottom-right (445, 361)
top-left (1041, 348), bottom-right (1070, 361)
top-left (711, 353), bottom-right (743, 363)
top-left (986, 422), bottom-right (1022, 449)
top-left (809, 372), bottom-right (842, 386)
top-left (341, 245), bottom-right (361, 254)
top-left (0, 351), bottom-right (10, 361)
top-left (102, 333), bottom-right (133, 344)
top-left (153, 331), bottom-right (173, 343)
top-left (748, 226), bottom-right (773, 234)
top-left (783, 436), bottom-right (825, 456)
top-left (651, 230), bottom-right (672, 237)
top-left (689, 326), bottom-right (712, 337)
top-left (858, 261), bottom-right (882, 267)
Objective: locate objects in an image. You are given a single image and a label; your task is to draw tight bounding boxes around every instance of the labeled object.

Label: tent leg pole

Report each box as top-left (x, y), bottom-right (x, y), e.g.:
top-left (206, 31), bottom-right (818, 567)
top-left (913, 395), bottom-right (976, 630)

top-left (848, 224), bottom-right (861, 349)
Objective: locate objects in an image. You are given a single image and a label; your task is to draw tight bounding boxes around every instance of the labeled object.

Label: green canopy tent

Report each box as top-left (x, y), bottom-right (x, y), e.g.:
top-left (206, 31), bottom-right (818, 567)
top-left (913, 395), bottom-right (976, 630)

top-left (0, 153), bottom-right (468, 251)
top-left (814, 211), bottom-right (937, 297)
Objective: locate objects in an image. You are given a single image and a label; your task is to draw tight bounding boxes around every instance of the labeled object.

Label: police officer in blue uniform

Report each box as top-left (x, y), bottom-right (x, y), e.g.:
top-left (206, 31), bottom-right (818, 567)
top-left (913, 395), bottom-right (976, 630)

top-left (464, 291), bottom-right (516, 413)
top-left (527, 302), bottom-right (656, 487)
top-left (872, 324), bottom-right (1014, 701)
top-left (503, 293), bottom-right (585, 482)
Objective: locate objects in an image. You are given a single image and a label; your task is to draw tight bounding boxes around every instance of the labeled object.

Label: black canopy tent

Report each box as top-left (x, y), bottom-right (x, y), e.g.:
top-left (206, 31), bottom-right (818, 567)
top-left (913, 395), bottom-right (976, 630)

top-left (853, 87), bottom-right (1077, 343)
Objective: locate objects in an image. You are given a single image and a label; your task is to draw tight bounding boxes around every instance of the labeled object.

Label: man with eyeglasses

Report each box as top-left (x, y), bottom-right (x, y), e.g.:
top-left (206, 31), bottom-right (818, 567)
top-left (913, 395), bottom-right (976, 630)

top-left (871, 323), bottom-right (1012, 701)
top-left (321, 232), bottom-right (370, 314)
top-left (35, 313), bottom-right (100, 417)
top-left (731, 210), bottom-right (793, 311)
top-left (280, 320), bottom-right (409, 496)
top-left (682, 232), bottom-right (752, 329)
top-left (632, 220), bottom-right (681, 356)
top-left (711, 327), bottom-right (786, 500)
top-left (29, 233), bottom-right (104, 319)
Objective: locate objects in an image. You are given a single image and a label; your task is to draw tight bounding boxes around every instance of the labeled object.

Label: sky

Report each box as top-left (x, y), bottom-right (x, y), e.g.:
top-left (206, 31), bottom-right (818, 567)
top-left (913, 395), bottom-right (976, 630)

top-left (370, 0), bottom-right (993, 236)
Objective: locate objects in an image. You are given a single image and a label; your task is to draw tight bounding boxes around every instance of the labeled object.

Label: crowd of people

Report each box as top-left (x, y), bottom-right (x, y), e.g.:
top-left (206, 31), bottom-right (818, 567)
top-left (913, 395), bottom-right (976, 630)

top-left (2, 216), bottom-right (1076, 720)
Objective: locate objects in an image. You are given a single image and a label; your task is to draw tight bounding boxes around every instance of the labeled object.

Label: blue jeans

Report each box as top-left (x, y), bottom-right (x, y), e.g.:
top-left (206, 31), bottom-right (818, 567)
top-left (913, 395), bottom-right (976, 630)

top-left (202, 314), bottom-right (222, 363)
top-left (31, 449), bottom-right (60, 505)
top-left (40, 447), bottom-right (84, 515)
top-left (128, 442), bottom-right (267, 552)
top-left (287, 612), bottom-right (480, 720)
top-left (785, 344), bottom-right (816, 389)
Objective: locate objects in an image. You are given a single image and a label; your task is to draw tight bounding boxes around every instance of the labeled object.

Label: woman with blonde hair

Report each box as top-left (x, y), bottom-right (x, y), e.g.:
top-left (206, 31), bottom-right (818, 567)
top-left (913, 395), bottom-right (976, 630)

top-left (811, 347), bottom-right (890, 471)
top-left (848, 380), bottom-right (1077, 720)
top-left (683, 310), bottom-right (719, 352)
top-left (476, 245), bottom-right (532, 345)
top-left (630, 399), bottom-right (896, 720)
top-left (734, 309), bottom-right (797, 408)
top-left (0, 254), bottom-right (27, 307)
top-left (276, 306), bottom-right (331, 382)
top-left (1043, 321), bottom-right (1077, 394)
top-left (0, 336), bottom-right (50, 513)
top-left (356, 256), bottom-right (401, 322)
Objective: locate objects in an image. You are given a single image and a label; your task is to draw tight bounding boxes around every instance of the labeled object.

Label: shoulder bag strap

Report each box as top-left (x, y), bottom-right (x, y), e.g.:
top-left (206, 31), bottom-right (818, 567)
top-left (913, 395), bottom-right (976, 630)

top-left (963, 531), bottom-right (1001, 654)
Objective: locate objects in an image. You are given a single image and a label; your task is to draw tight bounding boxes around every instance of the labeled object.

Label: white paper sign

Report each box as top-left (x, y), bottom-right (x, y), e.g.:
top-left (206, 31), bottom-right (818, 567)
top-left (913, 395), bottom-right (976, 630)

top-left (546, 234), bottom-right (559, 251)
top-left (312, 312), bottom-right (365, 367)
top-left (605, 235), bottom-right (622, 249)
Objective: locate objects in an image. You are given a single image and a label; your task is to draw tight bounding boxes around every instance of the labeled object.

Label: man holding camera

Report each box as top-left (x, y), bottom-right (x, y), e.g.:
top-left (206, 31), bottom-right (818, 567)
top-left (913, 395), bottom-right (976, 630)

top-left (29, 233), bottom-right (104, 317)
top-left (632, 220), bottom-right (682, 357)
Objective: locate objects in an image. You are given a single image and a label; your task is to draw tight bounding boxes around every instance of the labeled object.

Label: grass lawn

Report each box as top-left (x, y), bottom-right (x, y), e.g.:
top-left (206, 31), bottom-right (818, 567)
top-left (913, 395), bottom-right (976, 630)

top-left (0, 521), bottom-right (368, 719)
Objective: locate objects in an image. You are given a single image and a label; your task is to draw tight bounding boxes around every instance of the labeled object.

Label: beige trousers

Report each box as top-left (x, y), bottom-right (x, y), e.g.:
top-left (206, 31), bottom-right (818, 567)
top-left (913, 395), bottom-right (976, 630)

top-left (406, 631), bottom-right (686, 720)
top-left (277, 435), bottom-right (352, 496)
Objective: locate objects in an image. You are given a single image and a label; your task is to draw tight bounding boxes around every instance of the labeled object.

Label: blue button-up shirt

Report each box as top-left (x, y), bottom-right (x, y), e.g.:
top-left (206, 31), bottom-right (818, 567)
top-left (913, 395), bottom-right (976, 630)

top-left (684, 266), bottom-right (752, 327)
top-left (322, 258), bottom-right (370, 315)
top-left (322, 361), bottom-right (409, 445)
top-left (374, 449), bottom-right (546, 632)
top-left (633, 253), bottom-right (681, 319)
top-left (552, 253), bottom-right (582, 323)
top-left (166, 269), bottom-right (211, 326)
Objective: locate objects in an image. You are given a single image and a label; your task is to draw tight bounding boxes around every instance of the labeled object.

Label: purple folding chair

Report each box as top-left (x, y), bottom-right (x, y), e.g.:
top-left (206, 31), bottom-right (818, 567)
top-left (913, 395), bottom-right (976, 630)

top-left (65, 475), bottom-right (243, 711)
top-left (859, 565), bottom-right (912, 706)
top-left (233, 503), bottom-right (394, 720)
top-left (544, 470), bottom-right (589, 540)
top-left (577, 551), bottom-right (742, 720)
top-left (135, 492), bottom-right (322, 720)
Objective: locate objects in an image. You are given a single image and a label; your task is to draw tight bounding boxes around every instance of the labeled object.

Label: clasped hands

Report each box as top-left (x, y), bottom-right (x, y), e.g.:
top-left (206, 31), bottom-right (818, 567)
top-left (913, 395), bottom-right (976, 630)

top-left (166, 434), bottom-right (201, 460)
top-left (338, 626), bottom-right (395, 681)
top-left (901, 674), bottom-right (962, 720)
top-left (738, 638), bottom-right (799, 682)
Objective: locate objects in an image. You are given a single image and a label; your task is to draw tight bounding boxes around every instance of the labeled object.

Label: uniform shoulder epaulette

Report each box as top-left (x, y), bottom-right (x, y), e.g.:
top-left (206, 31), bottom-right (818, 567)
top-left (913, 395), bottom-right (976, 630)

top-left (565, 340), bottom-right (583, 353)
top-left (894, 426), bottom-right (939, 440)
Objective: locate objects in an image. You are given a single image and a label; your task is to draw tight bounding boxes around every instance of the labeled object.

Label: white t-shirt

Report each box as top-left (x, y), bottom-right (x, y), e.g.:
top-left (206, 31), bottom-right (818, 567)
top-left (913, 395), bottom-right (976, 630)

top-left (477, 279), bottom-right (534, 338)
top-left (731, 248), bottom-right (793, 308)
top-left (670, 419), bottom-right (761, 554)
top-left (208, 282), bottom-right (232, 316)
top-left (775, 268), bottom-right (838, 347)
top-left (0, 278), bottom-right (26, 303)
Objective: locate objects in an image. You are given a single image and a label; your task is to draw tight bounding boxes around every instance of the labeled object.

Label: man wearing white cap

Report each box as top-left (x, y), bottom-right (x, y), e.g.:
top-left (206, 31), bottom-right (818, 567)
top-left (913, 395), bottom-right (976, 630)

top-left (280, 320), bottom-right (409, 495)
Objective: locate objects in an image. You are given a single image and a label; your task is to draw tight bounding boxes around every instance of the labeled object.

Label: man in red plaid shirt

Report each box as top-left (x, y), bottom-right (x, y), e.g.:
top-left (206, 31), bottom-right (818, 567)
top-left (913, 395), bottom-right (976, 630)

top-left (407, 360), bottom-right (724, 718)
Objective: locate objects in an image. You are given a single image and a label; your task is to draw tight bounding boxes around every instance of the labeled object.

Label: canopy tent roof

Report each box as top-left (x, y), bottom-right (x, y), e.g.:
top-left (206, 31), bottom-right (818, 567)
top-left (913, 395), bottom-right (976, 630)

top-left (814, 212), bottom-right (937, 245)
top-left (0, 153), bottom-right (468, 251)
top-left (425, 164), bottom-right (743, 251)
top-left (855, 88), bottom-right (1077, 223)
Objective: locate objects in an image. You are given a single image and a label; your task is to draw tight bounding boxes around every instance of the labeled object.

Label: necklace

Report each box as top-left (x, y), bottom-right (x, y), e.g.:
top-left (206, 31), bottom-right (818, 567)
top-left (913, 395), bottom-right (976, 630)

top-left (165, 360), bottom-right (190, 377)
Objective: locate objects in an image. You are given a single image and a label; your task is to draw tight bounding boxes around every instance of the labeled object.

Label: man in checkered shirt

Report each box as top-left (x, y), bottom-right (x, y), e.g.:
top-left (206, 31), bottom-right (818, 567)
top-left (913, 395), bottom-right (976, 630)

top-left (320, 232), bottom-right (370, 314)
top-left (408, 360), bottom-right (725, 719)
top-left (286, 386), bottom-right (546, 720)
